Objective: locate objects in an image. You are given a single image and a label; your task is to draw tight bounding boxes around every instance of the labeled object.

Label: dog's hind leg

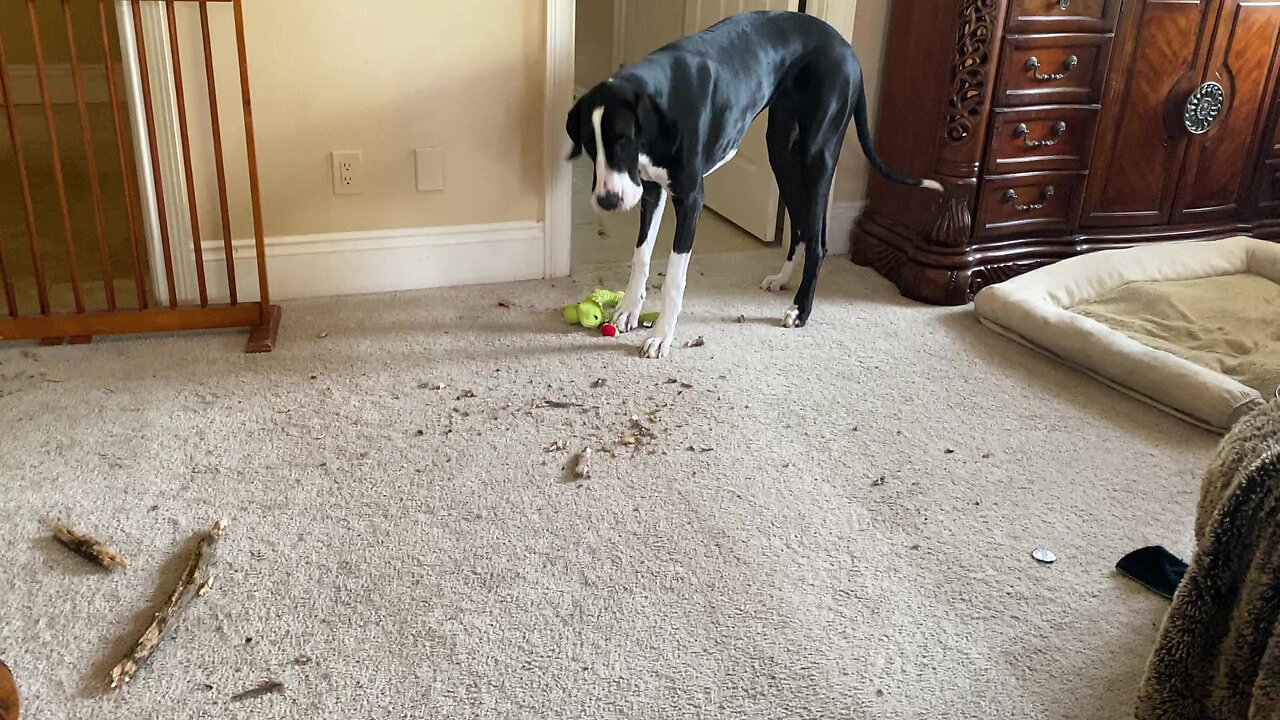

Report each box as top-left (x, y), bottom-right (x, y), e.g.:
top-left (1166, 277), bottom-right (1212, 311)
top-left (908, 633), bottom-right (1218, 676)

top-left (762, 104), bottom-right (804, 293)
top-left (781, 156), bottom-right (834, 328)
top-left (784, 110), bottom-right (850, 328)
top-left (641, 188), bottom-right (703, 359)
top-left (613, 180), bottom-right (666, 332)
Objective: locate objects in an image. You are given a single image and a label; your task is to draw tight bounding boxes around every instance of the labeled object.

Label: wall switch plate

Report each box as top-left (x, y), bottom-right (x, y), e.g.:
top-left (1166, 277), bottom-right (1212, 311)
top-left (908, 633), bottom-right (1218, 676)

top-left (415, 148), bottom-right (444, 192)
top-left (331, 151), bottom-right (363, 195)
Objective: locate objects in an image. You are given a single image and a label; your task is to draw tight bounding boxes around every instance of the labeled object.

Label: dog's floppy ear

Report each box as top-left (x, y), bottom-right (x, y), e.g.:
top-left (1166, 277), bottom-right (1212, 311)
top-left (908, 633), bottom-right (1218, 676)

top-left (635, 92), bottom-right (680, 158)
top-left (565, 101), bottom-right (584, 160)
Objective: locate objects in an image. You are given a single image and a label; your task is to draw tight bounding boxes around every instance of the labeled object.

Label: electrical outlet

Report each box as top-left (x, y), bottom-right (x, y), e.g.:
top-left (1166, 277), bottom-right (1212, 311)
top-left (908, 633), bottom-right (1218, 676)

top-left (415, 148), bottom-right (444, 192)
top-left (331, 151), bottom-right (363, 195)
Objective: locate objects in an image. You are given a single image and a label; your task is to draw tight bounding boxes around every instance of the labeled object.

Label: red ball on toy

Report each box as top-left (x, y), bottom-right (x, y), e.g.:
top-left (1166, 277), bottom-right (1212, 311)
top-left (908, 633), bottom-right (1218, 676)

top-left (601, 323), bottom-right (618, 337)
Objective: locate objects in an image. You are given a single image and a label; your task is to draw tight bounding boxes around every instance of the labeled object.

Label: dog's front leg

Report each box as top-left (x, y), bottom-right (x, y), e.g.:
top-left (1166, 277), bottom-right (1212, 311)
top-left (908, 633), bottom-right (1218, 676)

top-left (613, 181), bottom-right (665, 332)
top-left (641, 189), bottom-right (702, 359)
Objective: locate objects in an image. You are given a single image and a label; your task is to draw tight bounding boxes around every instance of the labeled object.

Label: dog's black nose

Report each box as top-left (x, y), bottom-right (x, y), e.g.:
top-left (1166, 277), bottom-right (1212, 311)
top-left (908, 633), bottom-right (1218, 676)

top-left (596, 192), bottom-right (621, 211)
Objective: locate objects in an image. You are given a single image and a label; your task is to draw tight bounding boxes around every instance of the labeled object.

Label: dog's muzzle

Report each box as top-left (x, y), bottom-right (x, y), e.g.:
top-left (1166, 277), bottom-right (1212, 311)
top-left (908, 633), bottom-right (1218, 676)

top-left (595, 192), bottom-right (622, 211)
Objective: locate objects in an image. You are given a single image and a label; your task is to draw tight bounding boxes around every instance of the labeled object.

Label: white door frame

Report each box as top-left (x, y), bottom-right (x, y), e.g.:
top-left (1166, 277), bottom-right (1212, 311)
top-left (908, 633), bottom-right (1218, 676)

top-left (115, 0), bottom-right (199, 306)
top-left (543, 0), bottom-right (859, 276)
top-left (544, 0), bottom-right (576, 279)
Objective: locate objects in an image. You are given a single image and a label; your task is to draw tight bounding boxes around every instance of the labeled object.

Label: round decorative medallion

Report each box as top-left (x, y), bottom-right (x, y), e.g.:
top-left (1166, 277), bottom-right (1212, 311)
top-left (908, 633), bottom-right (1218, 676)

top-left (1184, 82), bottom-right (1225, 135)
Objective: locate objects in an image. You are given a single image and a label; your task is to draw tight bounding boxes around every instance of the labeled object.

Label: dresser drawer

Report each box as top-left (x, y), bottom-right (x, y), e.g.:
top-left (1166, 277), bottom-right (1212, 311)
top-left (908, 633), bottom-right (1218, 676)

top-left (1007, 0), bottom-right (1121, 34)
top-left (986, 106), bottom-right (1099, 174)
top-left (975, 172), bottom-right (1085, 237)
top-left (996, 34), bottom-right (1112, 107)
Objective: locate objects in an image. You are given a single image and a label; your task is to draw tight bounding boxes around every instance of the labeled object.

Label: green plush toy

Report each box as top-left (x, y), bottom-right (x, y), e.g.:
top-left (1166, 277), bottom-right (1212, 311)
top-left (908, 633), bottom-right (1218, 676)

top-left (562, 289), bottom-right (659, 331)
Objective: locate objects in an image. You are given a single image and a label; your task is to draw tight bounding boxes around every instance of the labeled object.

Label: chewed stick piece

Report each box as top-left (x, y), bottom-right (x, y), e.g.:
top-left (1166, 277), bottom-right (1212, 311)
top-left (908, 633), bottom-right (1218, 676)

top-left (108, 520), bottom-right (224, 689)
top-left (571, 448), bottom-right (592, 480)
top-left (53, 523), bottom-right (127, 570)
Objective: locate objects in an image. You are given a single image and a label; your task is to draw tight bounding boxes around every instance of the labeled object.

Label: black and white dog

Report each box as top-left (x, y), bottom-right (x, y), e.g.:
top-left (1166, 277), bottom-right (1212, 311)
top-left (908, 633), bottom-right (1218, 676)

top-left (566, 10), bottom-right (940, 358)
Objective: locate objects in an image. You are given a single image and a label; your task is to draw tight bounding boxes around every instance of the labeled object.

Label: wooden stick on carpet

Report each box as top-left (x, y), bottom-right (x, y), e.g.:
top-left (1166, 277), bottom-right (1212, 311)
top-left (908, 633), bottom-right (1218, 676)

top-left (109, 520), bottom-right (224, 689)
top-left (53, 523), bottom-right (127, 570)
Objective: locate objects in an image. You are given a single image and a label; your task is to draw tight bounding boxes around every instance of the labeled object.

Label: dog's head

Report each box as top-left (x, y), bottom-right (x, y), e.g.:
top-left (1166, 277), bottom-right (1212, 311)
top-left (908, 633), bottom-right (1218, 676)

top-left (566, 81), bottom-right (677, 214)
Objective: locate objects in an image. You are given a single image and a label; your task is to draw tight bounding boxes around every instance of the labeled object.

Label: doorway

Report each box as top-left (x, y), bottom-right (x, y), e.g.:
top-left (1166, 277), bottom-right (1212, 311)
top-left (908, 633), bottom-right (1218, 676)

top-left (567, 1), bottom-right (809, 274)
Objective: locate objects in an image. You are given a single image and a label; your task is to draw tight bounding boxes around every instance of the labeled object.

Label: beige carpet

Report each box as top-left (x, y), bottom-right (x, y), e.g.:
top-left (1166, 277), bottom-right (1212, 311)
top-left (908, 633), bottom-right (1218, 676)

top-left (0, 247), bottom-right (1217, 719)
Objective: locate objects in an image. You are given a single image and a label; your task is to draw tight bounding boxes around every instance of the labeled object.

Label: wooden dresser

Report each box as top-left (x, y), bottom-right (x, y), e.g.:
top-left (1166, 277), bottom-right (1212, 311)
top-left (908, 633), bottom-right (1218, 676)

top-left (851, 0), bottom-right (1280, 305)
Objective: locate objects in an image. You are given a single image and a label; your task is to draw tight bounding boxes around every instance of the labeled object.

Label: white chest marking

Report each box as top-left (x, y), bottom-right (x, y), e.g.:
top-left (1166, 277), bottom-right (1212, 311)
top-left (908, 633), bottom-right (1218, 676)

top-left (637, 148), bottom-right (737, 188)
top-left (638, 153), bottom-right (670, 187)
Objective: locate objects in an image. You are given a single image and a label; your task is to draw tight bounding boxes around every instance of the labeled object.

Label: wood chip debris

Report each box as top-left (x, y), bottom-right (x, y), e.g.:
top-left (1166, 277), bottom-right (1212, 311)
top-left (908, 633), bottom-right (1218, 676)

top-left (735, 314), bottom-right (746, 323)
top-left (292, 654), bottom-right (312, 666)
top-left (457, 389), bottom-right (477, 399)
top-left (981, 451), bottom-right (992, 459)
top-left (418, 382), bottom-right (447, 390)
top-left (537, 399), bottom-right (582, 409)
top-left (229, 680), bottom-right (284, 702)
top-left (684, 336), bottom-right (706, 348)
top-left (590, 378), bottom-right (607, 389)
top-left (871, 475), bottom-right (887, 487)
top-left (663, 378), bottom-right (694, 389)
top-left (317, 331), bottom-right (329, 339)
top-left (685, 446), bottom-right (714, 453)
top-left (648, 409), bottom-right (662, 423)
top-left (53, 523), bottom-right (127, 570)
top-left (944, 448), bottom-right (955, 454)
top-left (545, 439), bottom-right (566, 453)
top-left (109, 520), bottom-right (223, 689)
top-left (497, 300), bottom-right (513, 308)
top-left (600, 417), bottom-right (658, 457)
top-left (570, 448), bottom-right (593, 480)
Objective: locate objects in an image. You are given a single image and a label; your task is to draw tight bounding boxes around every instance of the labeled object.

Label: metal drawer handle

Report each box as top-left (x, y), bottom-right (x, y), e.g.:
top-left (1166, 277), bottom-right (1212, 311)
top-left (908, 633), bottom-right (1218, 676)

top-left (1015, 121), bottom-right (1067, 148)
top-left (1183, 82), bottom-right (1225, 135)
top-left (1026, 55), bottom-right (1078, 81)
top-left (1003, 186), bottom-right (1055, 212)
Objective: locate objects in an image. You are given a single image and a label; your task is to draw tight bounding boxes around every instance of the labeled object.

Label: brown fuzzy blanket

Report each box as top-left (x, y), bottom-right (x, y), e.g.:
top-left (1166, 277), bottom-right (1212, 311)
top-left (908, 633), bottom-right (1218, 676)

top-left (1136, 398), bottom-right (1280, 719)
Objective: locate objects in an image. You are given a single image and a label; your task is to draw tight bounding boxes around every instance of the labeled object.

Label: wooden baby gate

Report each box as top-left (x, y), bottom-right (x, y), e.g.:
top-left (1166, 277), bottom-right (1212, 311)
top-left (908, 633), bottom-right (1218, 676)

top-left (0, 0), bottom-right (279, 351)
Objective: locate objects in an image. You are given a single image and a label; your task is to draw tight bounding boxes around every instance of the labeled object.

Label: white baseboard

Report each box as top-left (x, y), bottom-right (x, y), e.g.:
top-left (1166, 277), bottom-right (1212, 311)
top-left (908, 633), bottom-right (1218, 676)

top-left (9, 64), bottom-right (116, 105)
top-left (827, 201), bottom-right (865, 256)
top-left (199, 221), bottom-right (547, 302)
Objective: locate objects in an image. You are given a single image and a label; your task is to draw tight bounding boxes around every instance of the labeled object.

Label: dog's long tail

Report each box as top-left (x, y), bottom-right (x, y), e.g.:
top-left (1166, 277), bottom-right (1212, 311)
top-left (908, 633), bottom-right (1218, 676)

top-left (851, 80), bottom-right (943, 193)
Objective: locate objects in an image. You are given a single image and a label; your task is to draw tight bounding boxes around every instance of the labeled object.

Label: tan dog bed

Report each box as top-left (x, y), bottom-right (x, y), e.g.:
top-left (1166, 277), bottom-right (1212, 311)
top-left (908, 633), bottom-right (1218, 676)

top-left (973, 236), bottom-right (1280, 433)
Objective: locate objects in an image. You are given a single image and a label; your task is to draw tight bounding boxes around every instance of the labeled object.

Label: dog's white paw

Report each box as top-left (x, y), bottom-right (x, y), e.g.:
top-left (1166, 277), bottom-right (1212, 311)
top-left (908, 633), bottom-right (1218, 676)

top-left (611, 293), bottom-right (646, 333)
top-left (640, 333), bottom-right (673, 359)
top-left (761, 273), bottom-right (790, 292)
top-left (782, 306), bottom-right (803, 328)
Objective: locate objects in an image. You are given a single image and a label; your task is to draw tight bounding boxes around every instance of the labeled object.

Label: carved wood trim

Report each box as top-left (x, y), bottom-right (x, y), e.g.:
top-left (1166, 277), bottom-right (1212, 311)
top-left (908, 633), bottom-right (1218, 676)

top-left (945, 0), bottom-right (1000, 144)
top-left (928, 196), bottom-right (974, 248)
top-left (968, 260), bottom-right (1051, 298)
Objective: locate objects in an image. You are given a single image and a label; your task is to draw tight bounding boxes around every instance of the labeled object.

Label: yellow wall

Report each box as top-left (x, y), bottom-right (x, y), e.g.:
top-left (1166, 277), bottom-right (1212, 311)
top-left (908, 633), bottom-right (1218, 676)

top-left (172, 0), bottom-right (546, 241)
